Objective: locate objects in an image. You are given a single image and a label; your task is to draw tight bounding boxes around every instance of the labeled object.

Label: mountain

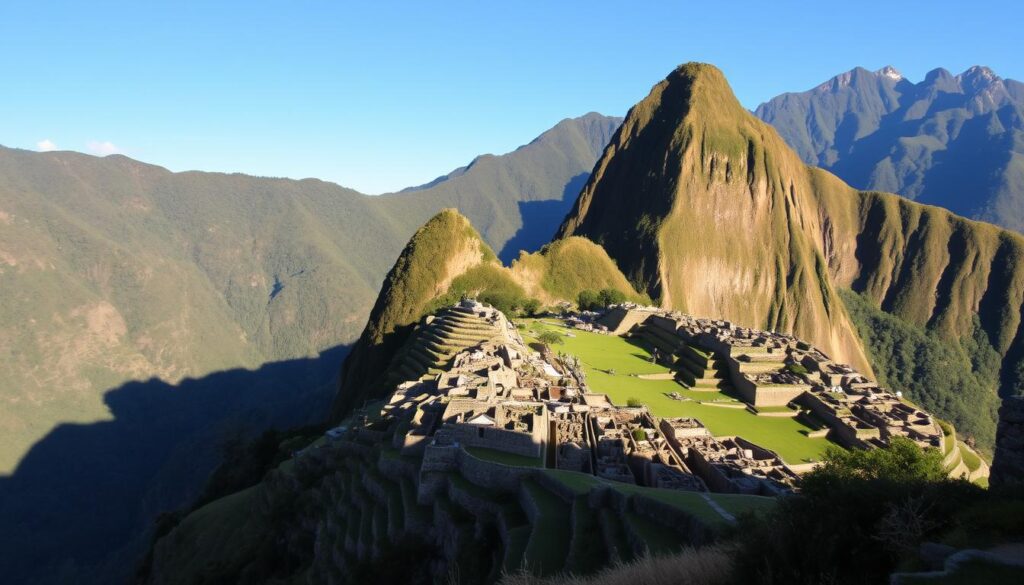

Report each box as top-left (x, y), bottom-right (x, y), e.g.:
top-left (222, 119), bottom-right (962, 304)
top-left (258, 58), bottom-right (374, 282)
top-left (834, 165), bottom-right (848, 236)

top-left (755, 65), bottom-right (1024, 231)
top-left (0, 113), bottom-right (620, 585)
top-left (558, 63), bottom-right (1023, 455)
top-left (375, 112), bottom-right (622, 263)
top-left (0, 112), bottom-right (619, 473)
top-left (138, 63), bottom-right (1024, 585)
top-left (331, 209), bottom-right (644, 418)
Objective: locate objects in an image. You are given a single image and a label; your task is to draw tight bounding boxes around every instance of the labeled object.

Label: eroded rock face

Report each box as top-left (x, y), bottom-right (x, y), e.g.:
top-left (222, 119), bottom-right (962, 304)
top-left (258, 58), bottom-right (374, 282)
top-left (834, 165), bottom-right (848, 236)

top-left (991, 397), bottom-right (1024, 487)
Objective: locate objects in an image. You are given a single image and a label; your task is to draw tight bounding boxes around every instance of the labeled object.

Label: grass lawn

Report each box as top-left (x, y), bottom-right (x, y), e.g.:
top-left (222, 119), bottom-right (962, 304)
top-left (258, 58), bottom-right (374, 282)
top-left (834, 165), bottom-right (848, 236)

top-left (502, 525), bottom-right (532, 573)
top-left (599, 508), bottom-right (635, 562)
top-left (521, 481), bottom-right (571, 576)
top-left (465, 446), bottom-right (543, 468)
top-left (624, 512), bottom-right (685, 555)
top-left (959, 442), bottom-right (983, 472)
top-left (542, 468), bottom-right (776, 528)
top-left (565, 495), bottom-right (607, 575)
top-left (524, 320), bottom-right (836, 464)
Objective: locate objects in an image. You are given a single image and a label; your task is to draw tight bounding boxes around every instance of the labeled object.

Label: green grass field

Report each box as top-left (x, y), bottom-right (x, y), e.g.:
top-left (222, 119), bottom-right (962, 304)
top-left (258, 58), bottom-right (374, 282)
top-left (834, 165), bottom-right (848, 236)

top-left (524, 320), bottom-right (836, 463)
top-left (541, 469), bottom-right (775, 528)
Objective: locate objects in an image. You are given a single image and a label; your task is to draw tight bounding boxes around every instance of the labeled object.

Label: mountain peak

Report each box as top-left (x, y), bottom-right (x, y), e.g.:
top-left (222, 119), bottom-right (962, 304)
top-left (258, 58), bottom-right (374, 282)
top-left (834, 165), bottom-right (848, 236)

top-left (875, 65), bottom-right (903, 81)
top-left (958, 65), bottom-right (1002, 91)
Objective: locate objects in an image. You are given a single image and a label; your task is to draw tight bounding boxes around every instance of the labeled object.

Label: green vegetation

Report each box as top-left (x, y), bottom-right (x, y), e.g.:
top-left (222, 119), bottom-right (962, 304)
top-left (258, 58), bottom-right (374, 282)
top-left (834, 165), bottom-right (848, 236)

top-left (577, 288), bottom-right (627, 310)
top-left (541, 468), bottom-right (774, 529)
top-left (840, 289), bottom-right (999, 456)
top-left (536, 331), bottom-right (564, 346)
top-left (511, 237), bottom-right (648, 305)
top-left (785, 363), bottom-right (808, 376)
top-left (959, 442), bottom-right (982, 472)
top-left (565, 496), bottom-right (607, 575)
top-left (521, 481), bottom-right (571, 575)
top-left (523, 320), bottom-right (834, 463)
top-left (733, 438), bottom-right (989, 585)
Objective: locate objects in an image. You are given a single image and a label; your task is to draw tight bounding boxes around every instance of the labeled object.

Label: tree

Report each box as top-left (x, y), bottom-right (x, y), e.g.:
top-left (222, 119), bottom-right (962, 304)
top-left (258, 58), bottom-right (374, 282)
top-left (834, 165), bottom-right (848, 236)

top-left (805, 436), bottom-right (946, 488)
top-left (577, 289), bottom-right (601, 311)
top-left (521, 298), bottom-right (542, 316)
top-left (598, 288), bottom-right (626, 307)
top-left (537, 331), bottom-right (563, 346)
top-left (733, 436), bottom-right (973, 585)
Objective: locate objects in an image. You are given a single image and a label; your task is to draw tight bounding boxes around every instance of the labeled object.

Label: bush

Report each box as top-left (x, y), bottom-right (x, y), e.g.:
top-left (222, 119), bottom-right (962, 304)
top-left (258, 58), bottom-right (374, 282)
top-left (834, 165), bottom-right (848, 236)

top-left (631, 428), bottom-right (647, 441)
top-left (626, 398), bottom-right (642, 408)
top-left (537, 331), bottom-right (563, 346)
top-left (785, 363), bottom-right (809, 376)
top-left (599, 287), bottom-right (627, 307)
top-left (521, 298), bottom-right (542, 317)
top-left (578, 289), bottom-right (601, 310)
top-left (732, 437), bottom-right (981, 585)
top-left (577, 287), bottom-right (628, 311)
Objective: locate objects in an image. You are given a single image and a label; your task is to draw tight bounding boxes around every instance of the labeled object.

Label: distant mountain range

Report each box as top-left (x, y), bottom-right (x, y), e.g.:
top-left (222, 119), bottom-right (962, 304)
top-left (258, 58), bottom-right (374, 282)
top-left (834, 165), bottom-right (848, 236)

top-left (0, 112), bottom-right (619, 585)
top-left (756, 65), bottom-right (1024, 231)
top-left (7, 61), bottom-right (1024, 585)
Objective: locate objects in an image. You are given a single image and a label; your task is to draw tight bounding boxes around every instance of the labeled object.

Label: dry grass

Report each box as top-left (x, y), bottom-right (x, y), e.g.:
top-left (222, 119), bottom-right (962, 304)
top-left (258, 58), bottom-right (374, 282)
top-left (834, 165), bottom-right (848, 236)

top-left (498, 545), bottom-right (735, 585)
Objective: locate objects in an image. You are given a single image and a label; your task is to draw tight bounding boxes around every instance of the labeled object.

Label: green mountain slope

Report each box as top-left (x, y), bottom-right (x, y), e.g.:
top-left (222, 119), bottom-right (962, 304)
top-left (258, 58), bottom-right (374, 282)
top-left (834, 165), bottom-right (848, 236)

top-left (557, 63), bottom-right (1024, 453)
top-left (755, 65), bottom-right (1024, 232)
top-left (0, 112), bottom-right (619, 476)
top-left (331, 210), bottom-right (642, 418)
top-left (0, 113), bottom-right (620, 585)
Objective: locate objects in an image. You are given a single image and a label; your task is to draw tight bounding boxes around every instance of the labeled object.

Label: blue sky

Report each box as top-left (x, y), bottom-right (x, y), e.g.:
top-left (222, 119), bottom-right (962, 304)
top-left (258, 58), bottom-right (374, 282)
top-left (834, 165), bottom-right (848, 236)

top-left (1, 1), bottom-right (1020, 193)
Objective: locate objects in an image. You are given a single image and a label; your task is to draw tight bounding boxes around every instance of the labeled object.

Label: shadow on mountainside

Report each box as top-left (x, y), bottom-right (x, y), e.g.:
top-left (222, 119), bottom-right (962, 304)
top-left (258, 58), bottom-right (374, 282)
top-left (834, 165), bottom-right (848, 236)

top-left (0, 344), bottom-right (350, 585)
top-left (498, 172), bottom-right (590, 264)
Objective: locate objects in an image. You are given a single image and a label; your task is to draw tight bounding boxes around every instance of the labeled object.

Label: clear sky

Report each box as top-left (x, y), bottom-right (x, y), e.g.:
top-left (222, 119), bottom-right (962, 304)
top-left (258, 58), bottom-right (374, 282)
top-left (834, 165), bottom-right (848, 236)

top-left (1, 1), bottom-right (1020, 193)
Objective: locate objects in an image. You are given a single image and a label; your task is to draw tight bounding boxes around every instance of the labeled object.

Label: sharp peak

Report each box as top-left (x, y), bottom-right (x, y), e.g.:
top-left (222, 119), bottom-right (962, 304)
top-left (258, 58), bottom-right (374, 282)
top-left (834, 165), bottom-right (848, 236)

top-left (957, 65), bottom-right (1000, 82)
top-left (815, 66), bottom-right (899, 91)
top-left (874, 65), bottom-right (904, 81)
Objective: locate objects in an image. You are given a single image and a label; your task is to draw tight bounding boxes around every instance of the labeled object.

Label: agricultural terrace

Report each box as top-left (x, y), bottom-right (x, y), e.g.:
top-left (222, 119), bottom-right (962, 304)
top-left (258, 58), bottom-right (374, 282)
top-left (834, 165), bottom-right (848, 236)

top-left (521, 319), bottom-right (837, 464)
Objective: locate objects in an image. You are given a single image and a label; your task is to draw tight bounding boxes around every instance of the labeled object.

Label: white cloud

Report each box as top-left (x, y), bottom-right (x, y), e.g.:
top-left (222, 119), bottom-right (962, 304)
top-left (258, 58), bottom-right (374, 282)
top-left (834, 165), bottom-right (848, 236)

top-left (36, 139), bottom-right (57, 151)
top-left (86, 140), bottom-right (123, 156)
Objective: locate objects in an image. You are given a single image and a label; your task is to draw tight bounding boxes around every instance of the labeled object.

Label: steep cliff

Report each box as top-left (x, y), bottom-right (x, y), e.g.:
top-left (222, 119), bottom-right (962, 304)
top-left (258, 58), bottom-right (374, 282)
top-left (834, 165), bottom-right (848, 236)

top-left (557, 63), bottom-right (872, 374)
top-left (558, 63), bottom-right (1024, 438)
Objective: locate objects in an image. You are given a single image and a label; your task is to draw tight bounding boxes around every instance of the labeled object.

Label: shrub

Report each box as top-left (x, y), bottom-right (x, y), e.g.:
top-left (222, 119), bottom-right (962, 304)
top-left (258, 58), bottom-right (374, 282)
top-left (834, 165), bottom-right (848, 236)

top-left (598, 288), bottom-right (627, 307)
top-left (785, 363), bottom-right (809, 376)
top-left (626, 398), bottom-right (642, 408)
top-left (537, 331), bottom-right (563, 346)
top-left (733, 437), bottom-right (981, 585)
top-left (631, 428), bottom-right (647, 441)
top-left (521, 298), bottom-right (542, 317)
top-left (578, 289), bottom-right (601, 310)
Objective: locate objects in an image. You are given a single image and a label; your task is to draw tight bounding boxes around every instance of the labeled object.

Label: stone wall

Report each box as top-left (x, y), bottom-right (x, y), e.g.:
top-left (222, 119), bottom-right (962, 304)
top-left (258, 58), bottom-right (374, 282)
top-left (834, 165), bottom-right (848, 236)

top-left (456, 447), bottom-right (535, 493)
top-left (992, 397), bottom-right (1024, 487)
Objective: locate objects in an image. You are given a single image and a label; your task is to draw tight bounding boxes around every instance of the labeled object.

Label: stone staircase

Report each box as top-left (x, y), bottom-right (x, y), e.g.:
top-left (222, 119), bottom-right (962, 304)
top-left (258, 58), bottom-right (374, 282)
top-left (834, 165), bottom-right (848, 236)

top-left (676, 344), bottom-right (732, 392)
top-left (384, 306), bottom-right (502, 387)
